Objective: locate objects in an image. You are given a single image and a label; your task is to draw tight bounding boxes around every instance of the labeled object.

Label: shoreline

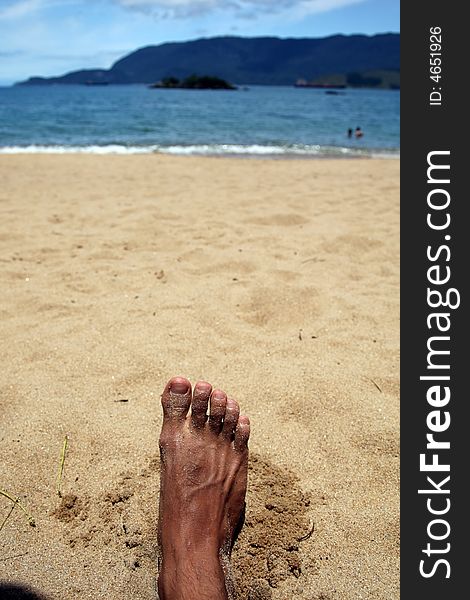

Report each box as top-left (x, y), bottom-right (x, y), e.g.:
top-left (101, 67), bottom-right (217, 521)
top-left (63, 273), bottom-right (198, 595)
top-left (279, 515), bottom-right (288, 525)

top-left (0, 146), bottom-right (400, 160)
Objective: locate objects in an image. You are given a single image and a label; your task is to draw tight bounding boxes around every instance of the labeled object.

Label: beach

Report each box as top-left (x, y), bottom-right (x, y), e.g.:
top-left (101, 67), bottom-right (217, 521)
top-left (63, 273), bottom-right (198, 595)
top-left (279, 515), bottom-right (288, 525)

top-left (0, 155), bottom-right (399, 599)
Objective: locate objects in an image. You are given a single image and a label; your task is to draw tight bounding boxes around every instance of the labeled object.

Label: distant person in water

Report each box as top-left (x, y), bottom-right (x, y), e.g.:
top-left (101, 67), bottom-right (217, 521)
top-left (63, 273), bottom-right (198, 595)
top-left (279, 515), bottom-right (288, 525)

top-left (347, 128), bottom-right (353, 138)
top-left (158, 376), bottom-right (250, 600)
top-left (355, 127), bottom-right (364, 138)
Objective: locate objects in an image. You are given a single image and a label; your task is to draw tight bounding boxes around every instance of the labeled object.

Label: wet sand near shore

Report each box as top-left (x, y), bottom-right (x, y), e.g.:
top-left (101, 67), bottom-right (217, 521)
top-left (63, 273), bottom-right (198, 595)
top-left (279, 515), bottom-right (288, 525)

top-left (0, 155), bottom-right (399, 599)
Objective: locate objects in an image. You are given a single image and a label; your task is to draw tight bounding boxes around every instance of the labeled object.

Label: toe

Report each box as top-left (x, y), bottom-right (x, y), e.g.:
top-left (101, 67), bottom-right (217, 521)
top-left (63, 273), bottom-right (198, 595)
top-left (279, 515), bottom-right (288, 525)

top-left (208, 389), bottom-right (227, 434)
top-left (161, 376), bottom-right (192, 422)
top-left (191, 380), bottom-right (212, 429)
top-left (234, 415), bottom-right (250, 452)
top-left (221, 398), bottom-right (240, 440)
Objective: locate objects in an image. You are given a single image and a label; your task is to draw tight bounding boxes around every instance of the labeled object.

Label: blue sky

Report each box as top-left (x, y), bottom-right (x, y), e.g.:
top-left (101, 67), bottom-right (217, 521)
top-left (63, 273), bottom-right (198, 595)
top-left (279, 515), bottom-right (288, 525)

top-left (0, 0), bottom-right (399, 85)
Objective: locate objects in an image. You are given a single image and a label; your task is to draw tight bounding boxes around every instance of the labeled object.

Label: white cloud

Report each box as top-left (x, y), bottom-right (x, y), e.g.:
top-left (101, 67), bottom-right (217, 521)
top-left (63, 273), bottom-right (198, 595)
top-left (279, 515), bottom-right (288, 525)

top-left (0, 0), bottom-right (79, 21)
top-left (0, 0), bottom-right (43, 20)
top-left (113, 0), bottom-right (367, 19)
top-left (0, 0), bottom-right (367, 22)
top-left (294, 0), bottom-right (366, 17)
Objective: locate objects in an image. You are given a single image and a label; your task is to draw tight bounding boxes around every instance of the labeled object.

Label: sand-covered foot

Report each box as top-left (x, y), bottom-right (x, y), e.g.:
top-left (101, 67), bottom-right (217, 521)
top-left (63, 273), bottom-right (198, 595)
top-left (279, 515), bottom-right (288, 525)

top-left (158, 376), bottom-right (250, 600)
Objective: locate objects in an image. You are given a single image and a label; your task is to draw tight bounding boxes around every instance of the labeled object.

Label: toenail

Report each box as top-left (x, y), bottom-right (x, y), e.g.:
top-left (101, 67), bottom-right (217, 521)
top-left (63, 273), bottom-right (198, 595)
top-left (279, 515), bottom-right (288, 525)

top-left (170, 379), bottom-right (190, 394)
top-left (196, 382), bottom-right (211, 391)
top-left (213, 390), bottom-right (225, 400)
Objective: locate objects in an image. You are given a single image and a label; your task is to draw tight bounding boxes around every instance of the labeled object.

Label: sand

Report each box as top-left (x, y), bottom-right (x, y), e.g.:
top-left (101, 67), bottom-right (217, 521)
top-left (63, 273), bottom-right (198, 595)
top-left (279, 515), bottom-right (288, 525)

top-left (0, 155), bottom-right (399, 599)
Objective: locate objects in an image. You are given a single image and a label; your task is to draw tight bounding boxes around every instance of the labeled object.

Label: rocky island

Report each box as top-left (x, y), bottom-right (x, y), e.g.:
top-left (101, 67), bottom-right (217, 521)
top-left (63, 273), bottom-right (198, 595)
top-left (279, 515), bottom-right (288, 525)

top-left (149, 74), bottom-right (237, 90)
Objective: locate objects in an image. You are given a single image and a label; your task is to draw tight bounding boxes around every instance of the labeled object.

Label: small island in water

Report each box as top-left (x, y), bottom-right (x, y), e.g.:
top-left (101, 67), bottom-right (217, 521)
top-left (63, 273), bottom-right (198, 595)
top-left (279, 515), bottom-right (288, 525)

top-left (149, 74), bottom-right (237, 90)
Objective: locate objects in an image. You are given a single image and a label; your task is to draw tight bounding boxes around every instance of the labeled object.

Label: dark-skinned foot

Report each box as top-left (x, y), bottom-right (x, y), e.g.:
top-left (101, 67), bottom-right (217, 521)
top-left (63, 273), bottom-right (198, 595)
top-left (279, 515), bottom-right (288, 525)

top-left (158, 376), bottom-right (250, 600)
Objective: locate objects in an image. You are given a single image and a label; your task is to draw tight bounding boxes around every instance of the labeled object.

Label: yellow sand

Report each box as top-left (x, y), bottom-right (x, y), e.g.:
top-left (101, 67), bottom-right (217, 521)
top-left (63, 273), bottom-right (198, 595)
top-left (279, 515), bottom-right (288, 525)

top-left (0, 155), bottom-right (399, 599)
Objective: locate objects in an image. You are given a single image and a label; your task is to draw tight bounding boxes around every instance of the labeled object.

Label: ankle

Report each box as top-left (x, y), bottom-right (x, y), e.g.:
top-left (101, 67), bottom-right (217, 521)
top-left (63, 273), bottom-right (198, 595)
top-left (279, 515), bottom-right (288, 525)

top-left (159, 552), bottom-right (228, 600)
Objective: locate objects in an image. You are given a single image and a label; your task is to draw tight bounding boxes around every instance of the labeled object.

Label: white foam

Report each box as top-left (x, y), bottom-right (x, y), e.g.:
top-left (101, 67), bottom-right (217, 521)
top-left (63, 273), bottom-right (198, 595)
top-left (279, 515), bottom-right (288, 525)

top-left (0, 144), bottom-right (159, 154)
top-left (161, 144), bottom-right (321, 155)
top-left (0, 143), bottom-right (399, 158)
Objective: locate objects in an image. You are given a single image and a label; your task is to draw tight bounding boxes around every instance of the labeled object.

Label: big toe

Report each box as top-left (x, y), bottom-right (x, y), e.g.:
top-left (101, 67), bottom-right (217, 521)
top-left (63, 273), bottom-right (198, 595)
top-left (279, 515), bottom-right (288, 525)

top-left (161, 376), bottom-right (192, 422)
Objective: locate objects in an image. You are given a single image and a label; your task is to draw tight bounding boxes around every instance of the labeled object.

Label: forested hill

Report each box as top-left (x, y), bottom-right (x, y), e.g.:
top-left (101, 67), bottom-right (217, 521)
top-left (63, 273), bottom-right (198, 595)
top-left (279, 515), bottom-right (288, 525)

top-left (16, 33), bottom-right (399, 87)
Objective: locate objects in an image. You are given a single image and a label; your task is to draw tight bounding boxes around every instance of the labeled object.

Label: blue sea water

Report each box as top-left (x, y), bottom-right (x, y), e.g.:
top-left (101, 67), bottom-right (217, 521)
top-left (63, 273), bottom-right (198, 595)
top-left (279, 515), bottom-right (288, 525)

top-left (0, 84), bottom-right (399, 157)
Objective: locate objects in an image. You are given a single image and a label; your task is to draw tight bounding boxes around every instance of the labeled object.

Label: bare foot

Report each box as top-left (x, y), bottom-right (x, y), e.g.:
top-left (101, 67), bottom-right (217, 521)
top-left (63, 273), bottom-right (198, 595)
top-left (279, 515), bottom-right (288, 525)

top-left (158, 376), bottom-right (250, 600)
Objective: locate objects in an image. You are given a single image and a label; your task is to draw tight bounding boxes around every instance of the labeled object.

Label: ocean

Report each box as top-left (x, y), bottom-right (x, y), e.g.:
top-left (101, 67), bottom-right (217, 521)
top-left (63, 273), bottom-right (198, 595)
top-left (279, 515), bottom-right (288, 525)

top-left (0, 84), bottom-right (399, 157)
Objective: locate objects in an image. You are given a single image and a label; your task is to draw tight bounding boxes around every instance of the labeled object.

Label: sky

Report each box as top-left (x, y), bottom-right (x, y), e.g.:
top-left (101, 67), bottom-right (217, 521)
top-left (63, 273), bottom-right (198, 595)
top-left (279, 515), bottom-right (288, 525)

top-left (0, 0), bottom-right (399, 85)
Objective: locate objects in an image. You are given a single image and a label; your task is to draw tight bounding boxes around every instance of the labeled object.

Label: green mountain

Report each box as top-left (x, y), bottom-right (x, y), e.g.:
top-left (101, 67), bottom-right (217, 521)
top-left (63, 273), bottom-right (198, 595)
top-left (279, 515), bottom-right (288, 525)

top-left (16, 34), bottom-right (399, 87)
